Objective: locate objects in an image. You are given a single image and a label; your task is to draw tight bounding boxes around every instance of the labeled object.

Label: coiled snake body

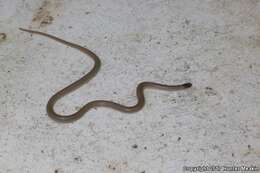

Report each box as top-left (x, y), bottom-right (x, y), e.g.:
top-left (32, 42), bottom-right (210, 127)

top-left (20, 28), bottom-right (192, 123)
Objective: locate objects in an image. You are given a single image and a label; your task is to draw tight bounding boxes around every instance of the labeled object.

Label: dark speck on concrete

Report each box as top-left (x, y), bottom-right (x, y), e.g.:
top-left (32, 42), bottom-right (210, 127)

top-left (185, 19), bottom-right (190, 25)
top-left (74, 156), bottom-right (82, 162)
top-left (108, 165), bottom-right (116, 170)
top-left (205, 87), bottom-right (213, 90)
top-left (205, 86), bottom-right (217, 96)
top-left (0, 33), bottom-right (7, 41)
top-left (177, 137), bottom-right (181, 141)
top-left (132, 144), bottom-right (138, 149)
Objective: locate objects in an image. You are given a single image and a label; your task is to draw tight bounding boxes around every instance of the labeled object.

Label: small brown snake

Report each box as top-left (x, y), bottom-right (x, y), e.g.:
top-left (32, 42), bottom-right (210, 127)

top-left (20, 28), bottom-right (192, 123)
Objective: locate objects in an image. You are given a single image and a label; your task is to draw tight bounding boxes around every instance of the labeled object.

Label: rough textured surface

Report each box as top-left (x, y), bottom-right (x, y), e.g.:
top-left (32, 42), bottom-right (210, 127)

top-left (0, 0), bottom-right (260, 172)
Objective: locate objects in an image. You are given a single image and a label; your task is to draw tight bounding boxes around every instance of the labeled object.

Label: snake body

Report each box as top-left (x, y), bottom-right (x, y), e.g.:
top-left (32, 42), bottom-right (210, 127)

top-left (20, 28), bottom-right (192, 123)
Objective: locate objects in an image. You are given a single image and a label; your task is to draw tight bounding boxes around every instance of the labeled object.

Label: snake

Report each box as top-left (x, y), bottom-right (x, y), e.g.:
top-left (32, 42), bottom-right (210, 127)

top-left (19, 28), bottom-right (192, 123)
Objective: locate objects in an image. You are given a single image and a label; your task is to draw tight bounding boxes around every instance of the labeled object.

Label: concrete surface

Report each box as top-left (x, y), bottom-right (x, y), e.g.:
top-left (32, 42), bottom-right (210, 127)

top-left (0, 0), bottom-right (260, 172)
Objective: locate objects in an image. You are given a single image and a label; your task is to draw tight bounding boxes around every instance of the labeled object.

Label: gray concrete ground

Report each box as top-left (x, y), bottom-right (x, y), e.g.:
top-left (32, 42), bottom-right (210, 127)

top-left (0, 0), bottom-right (260, 172)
